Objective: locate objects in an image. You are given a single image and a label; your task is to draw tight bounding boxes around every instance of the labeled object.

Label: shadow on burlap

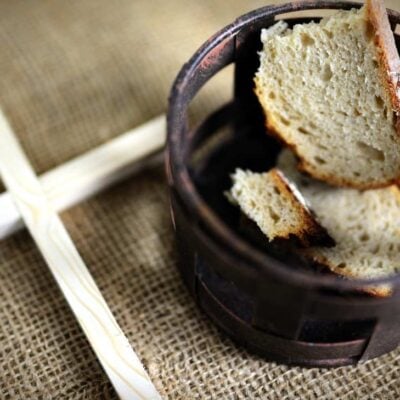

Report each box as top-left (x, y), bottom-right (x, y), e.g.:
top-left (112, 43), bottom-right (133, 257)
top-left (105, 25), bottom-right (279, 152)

top-left (0, 0), bottom-right (399, 398)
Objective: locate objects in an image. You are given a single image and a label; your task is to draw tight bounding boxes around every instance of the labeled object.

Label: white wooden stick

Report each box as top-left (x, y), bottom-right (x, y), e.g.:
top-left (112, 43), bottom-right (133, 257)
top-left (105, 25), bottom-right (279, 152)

top-left (0, 110), bottom-right (162, 399)
top-left (0, 115), bottom-right (166, 240)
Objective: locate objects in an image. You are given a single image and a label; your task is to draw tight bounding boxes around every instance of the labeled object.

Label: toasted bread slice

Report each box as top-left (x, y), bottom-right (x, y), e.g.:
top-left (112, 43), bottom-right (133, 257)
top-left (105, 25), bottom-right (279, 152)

top-left (228, 168), bottom-right (333, 246)
top-left (278, 149), bottom-right (400, 297)
top-left (255, 1), bottom-right (400, 189)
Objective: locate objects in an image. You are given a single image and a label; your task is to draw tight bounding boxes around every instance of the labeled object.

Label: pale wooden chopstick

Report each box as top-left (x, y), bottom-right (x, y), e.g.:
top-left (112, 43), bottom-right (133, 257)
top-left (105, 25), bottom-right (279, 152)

top-left (0, 115), bottom-right (166, 240)
top-left (0, 110), bottom-right (162, 400)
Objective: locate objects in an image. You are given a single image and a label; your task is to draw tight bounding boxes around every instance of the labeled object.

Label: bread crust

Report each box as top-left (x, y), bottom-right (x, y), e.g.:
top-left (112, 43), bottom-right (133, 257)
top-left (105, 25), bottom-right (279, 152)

top-left (255, 75), bottom-right (400, 189)
top-left (255, 94), bottom-right (400, 190)
top-left (276, 149), bottom-right (400, 299)
top-left (366, 0), bottom-right (400, 116)
top-left (254, 2), bottom-right (400, 189)
top-left (303, 251), bottom-right (392, 297)
top-left (268, 169), bottom-right (335, 247)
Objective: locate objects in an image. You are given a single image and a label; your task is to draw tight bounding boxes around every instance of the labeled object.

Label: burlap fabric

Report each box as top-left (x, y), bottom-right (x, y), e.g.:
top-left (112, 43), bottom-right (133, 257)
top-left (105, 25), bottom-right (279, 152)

top-left (0, 0), bottom-right (399, 398)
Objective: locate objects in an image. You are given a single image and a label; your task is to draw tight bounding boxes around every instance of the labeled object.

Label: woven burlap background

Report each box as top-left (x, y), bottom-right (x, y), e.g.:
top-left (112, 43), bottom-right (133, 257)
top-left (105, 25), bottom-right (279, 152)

top-left (0, 0), bottom-right (399, 398)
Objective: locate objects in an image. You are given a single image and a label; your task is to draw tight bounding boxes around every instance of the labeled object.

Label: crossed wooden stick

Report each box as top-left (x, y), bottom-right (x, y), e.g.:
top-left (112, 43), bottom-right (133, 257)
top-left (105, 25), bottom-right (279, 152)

top-left (0, 111), bottom-right (165, 399)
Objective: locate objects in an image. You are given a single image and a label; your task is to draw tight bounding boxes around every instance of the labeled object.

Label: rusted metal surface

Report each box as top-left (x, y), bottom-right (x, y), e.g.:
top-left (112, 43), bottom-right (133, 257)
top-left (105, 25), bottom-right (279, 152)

top-left (166, 1), bottom-right (400, 367)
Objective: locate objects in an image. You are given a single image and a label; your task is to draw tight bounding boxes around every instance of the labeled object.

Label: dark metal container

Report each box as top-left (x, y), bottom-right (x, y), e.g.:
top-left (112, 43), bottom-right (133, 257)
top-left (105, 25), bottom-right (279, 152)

top-left (166, 1), bottom-right (400, 367)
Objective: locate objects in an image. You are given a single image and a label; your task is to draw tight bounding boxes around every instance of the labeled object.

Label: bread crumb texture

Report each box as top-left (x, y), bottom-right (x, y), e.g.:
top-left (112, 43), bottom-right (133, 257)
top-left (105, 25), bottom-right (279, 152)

top-left (278, 149), bottom-right (400, 296)
top-left (228, 168), bottom-right (330, 246)
top-left (255, 5), bottom-right (400, 188)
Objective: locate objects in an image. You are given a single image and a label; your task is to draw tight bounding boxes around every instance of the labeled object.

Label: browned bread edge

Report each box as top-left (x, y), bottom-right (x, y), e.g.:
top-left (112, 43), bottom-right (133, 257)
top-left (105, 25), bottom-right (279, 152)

top-left (366, 0), bottom-right (400, 118)
top-left (302, 251), bottom-right (393, 297)
top-left (254, 1), bottom-right (400, 189)
top-left (269, 168), bottom-right (335, 247)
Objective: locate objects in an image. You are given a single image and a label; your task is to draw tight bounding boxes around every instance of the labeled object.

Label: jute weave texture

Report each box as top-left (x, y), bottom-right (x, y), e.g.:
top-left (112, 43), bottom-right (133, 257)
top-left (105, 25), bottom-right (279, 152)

top-left (0, 1), bottom-right (399, 398)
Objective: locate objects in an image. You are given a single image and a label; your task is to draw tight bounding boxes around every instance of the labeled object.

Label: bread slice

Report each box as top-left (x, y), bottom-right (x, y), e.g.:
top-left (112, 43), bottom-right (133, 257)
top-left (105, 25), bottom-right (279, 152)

top-left (228, 168), bottom-right (333, 246)
top-left (255, 0), bottom-right (400, 189)
top-left (278, 149), bottom-right (400, 296)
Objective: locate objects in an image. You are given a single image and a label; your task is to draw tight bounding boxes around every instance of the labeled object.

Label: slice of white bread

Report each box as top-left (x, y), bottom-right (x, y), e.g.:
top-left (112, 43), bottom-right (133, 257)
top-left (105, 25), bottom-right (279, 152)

top-left (255, 0), bottom-right (400, 189)
top-left (228, 168), bottom-right (333, 246)
top-left (278, 149), bottom-right (400, 296)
